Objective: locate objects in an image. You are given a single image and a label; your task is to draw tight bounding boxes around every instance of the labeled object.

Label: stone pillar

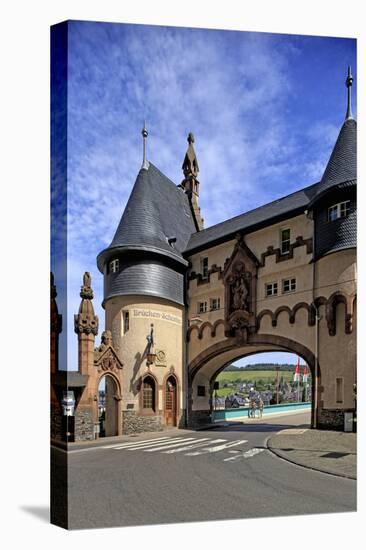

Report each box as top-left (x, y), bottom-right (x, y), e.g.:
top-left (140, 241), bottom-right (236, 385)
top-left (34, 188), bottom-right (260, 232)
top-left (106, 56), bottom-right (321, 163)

top-left (74, 272), bottom-right (99, 375)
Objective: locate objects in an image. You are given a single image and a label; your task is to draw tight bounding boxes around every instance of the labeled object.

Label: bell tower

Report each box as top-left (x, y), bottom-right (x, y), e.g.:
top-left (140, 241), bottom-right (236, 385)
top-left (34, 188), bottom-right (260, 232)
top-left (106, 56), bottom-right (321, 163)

top-left (181, 132), bottom-right (204, 231)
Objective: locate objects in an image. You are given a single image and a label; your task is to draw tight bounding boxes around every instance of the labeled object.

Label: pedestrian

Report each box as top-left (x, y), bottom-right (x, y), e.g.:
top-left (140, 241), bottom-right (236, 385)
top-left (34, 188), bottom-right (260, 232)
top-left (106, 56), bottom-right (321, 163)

top-left (258, 398), bottom-right (264, 418)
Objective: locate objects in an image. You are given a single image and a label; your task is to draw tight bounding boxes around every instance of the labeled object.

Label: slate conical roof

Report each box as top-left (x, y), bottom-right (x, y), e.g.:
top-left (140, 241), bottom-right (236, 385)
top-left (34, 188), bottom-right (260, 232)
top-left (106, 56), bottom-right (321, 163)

top-left (308, 117), bottom-right (357, 207)
top-left (97, 162), bottom-right (196, 272)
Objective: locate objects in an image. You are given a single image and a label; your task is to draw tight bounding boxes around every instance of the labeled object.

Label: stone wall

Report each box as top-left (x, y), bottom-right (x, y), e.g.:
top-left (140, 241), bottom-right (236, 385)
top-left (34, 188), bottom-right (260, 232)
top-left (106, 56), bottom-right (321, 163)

top-left (318, 408), bottom-right (354, 431)
top-left (74, 409), bottom-right (94, 441)
top-left (122, 410), bottom-right (164, 434)
top-left (188, 409), bottom-right (212, 429)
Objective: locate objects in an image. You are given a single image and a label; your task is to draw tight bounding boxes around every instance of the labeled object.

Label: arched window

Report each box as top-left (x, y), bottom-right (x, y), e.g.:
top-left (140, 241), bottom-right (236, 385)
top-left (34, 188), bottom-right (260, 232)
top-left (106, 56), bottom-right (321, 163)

top-left (142, 376), bottom-right (156, 412)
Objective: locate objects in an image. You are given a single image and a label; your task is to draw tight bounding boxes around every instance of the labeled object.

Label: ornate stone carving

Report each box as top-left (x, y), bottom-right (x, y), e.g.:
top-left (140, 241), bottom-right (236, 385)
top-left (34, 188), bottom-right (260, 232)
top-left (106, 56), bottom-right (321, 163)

top-left (74, 272), bottom-right (99, 335)
top-left (100, 350), bottom-right (121, 372)
top-left (80, 271), bottom-right (94, 299)
top-left (94, 331), bottom-right (123, 371)
top-left (222, 235), bottom-right (258, 338)
top-left (155, 349), bottom-right (167, 366)
top-left (229, 263), bottom-right (251, 312)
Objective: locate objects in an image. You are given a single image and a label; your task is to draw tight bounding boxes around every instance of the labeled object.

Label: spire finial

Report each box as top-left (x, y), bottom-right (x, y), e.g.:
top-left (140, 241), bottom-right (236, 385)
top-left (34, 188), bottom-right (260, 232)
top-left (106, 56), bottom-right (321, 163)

top-left (345, 66), bottom-right (354, 120)
top-left (141, 121), bottom-right (149, 170)
top-left (80, 271), bottom-right (93, 299)
top-left (182, 132), bottom-right (199, 179)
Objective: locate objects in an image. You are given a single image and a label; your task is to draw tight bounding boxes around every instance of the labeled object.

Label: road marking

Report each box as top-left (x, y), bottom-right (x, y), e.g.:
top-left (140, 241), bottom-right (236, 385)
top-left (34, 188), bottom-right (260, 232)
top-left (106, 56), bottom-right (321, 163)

top-left (144, 438), bottom-right (206, 452)
top-left (106, 436), bottom-right (172, 450)
top-left (162, 439), bottom-right (226, 454)
top-left (125, 437), bottom-right (196, 451)
top-left (185, 439), bottom-right (248, 456)
top-left (223, 447), bottom-right (265, 462)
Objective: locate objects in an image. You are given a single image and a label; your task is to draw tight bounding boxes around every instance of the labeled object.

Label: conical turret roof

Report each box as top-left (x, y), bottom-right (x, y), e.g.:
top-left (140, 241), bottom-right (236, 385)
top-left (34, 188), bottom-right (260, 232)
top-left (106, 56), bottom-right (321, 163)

top-left (97, 163), bottom-right (196, 272)
top-left (308, 117), bottom-right (356, 207)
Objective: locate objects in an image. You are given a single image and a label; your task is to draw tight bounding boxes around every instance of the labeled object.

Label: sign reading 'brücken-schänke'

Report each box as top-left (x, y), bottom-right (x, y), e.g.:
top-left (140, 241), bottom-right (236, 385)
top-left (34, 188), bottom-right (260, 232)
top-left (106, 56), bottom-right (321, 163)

top-left (132, 308), bottom-right (182, 325)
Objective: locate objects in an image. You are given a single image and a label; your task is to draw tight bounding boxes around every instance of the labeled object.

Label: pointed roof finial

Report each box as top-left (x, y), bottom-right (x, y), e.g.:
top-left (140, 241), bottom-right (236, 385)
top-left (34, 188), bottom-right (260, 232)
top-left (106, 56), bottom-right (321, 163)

top-left (182, 132), bottom-right (199, 179)
top-left (141, 121), bottom-right (149, 170)
top-left (345, 66), bottom-right (354, 120)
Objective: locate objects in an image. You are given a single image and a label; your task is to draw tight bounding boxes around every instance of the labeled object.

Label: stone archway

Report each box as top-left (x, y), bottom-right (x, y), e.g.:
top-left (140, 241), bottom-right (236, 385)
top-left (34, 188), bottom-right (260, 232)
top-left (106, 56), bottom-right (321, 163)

top-left (188, 333), bottom-right (320, 429)
top-left (97, 373), bottom-right (122, 437)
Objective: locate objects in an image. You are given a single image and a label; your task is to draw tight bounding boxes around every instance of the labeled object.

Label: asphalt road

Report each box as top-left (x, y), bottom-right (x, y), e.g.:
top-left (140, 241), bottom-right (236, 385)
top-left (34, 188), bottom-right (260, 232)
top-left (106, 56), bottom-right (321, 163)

top-left (54, 412), bottom-right (356, 530)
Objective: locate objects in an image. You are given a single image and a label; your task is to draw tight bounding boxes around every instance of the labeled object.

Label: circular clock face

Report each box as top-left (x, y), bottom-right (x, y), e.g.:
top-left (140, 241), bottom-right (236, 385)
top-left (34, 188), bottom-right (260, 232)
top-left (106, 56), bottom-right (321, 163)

top-left (156, 350), bottom-right (166, 362)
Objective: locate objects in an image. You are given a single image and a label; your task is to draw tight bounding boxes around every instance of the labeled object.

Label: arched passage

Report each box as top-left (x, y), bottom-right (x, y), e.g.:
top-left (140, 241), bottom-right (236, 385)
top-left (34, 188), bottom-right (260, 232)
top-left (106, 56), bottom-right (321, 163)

top-left (97, 373), bottom-right (121, 437)
top-left (188, 334), bottom-right (320, 429)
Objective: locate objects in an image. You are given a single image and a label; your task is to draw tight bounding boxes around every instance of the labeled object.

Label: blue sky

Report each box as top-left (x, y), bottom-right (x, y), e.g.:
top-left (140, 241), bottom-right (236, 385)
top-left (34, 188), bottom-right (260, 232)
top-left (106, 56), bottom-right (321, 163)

top-left (51, 21), bottom-right (356, 370)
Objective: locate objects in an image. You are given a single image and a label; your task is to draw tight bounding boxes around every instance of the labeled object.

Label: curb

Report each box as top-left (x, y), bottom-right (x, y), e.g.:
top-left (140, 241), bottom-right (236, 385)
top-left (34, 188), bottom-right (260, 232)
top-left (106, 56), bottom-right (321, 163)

top-left (265, 435), bottom-right (357, 480)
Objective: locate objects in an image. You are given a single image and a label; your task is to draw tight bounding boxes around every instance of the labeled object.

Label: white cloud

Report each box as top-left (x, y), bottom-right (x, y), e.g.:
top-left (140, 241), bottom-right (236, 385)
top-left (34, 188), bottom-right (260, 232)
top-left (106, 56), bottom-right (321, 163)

top-left (52, 22), bottom-right (354, 368)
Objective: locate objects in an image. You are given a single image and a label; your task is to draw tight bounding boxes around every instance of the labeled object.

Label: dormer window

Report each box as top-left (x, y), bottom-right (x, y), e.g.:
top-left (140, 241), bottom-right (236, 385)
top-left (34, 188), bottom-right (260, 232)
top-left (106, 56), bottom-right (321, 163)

top-left (328, 200), bottom-right (350, 222)
top-left (280, 228), bottom-right (291, 254)
top-left (109, 259), bottom-right (119, 273)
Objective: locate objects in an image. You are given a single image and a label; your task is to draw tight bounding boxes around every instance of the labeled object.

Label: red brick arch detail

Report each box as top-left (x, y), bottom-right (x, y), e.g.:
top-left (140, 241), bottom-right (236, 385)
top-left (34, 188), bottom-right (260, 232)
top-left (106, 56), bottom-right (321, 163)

top-left (274, 305), bottom-right (294, 324)
top-left (198, 321), bottom-right (214, 340)
top-left (256, 309), bottom-right (276, 329)
top-left (187, 319), bottom-right (226, 342)
top-left (187, 324), bottom-right (200, 342)
top-left (326, 291), bottom-right (353, 336)
top-left (292, 302), bottom-right (314, 325)
top-left (212, 319), bottom-right (225, 337)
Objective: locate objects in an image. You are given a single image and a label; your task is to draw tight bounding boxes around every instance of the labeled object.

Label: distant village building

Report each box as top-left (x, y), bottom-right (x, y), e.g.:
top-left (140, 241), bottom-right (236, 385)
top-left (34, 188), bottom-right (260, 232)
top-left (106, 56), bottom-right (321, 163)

top-left (51, 70), bottom-right (356, 439)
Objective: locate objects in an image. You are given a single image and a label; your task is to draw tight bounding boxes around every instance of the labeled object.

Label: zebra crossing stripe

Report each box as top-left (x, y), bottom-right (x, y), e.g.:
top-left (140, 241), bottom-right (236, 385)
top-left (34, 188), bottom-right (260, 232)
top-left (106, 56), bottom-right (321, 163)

top-left (142, 438), bottom-right (202, 452)
top-left (185, 439), bottom-right (248, 456)
top-left (223, 447), bottom-right (265, 462)
top-left (125, 437), bottom-right (196, 451)
top-left (242, 448), bottom-right (265, 459)
top-left (107, 436), bottom-right (172, 450)
top-left (163, 439), bottom-right (226, 454)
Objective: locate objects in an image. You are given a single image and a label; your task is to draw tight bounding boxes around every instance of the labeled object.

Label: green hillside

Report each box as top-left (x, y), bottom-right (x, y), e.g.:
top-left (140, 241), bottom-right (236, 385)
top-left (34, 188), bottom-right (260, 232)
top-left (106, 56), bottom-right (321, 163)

top-left (216, 370), bottom-right (295, 384)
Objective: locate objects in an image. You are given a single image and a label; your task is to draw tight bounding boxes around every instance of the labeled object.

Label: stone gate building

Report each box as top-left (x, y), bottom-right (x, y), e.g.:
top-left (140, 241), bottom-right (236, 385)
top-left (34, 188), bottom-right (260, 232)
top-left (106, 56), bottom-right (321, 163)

top-left (51, 70), bottom-right (356, 440)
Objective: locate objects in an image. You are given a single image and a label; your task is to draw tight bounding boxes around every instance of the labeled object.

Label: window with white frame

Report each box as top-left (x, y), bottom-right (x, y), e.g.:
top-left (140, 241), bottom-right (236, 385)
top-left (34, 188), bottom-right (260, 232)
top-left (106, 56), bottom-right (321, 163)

top-left (200, 257), bottom-right (209, 279)
top-left (282, 278), bottom-right (296, 293)
top-left (109, 258), bottom-right (119, 273)
top-left (280, 228), bottom-right (291, 254)
top-left (265, 282), bottom-right (278, 297)
top-left (328, 200), bottom-right (350, 222)
top-left (210, 297), bottom-right (221, 311)
top-left (198, 301), bottom-right (208, 313)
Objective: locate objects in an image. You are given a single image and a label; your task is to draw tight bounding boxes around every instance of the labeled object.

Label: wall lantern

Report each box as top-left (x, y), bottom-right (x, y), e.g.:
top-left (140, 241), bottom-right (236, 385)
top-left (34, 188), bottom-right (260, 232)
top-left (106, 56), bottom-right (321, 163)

top-left (61, 390), bottom-right (75, 416)
top-left (146, 323), bottom-right (157, 365)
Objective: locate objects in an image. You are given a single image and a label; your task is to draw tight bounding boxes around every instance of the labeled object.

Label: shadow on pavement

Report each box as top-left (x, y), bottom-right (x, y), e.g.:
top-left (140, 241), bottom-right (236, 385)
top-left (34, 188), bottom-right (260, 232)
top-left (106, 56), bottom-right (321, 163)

top-left (204, 422), bottom-right (311, 433)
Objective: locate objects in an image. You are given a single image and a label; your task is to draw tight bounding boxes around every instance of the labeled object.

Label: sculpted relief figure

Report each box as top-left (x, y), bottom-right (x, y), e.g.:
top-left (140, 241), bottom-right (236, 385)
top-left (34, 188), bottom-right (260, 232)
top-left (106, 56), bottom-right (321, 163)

top-left (231, 272), bottom-right (250, 311)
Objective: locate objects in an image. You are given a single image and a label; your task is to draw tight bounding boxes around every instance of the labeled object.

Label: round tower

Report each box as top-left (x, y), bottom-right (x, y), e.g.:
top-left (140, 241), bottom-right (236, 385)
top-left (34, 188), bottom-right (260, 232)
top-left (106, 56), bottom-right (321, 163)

top-left (308, 67), bottom-right (357, 428)
top-left (97, 126), bottom-right (197, 433)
